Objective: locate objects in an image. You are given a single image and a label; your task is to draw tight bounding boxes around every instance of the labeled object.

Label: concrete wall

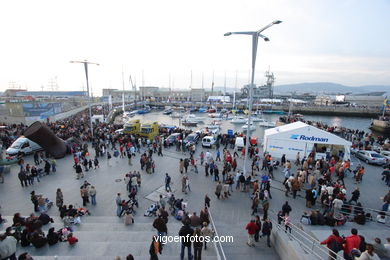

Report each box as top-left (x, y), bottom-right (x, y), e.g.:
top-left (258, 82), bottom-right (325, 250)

top-left (271, 228), bottom-right (311, 260)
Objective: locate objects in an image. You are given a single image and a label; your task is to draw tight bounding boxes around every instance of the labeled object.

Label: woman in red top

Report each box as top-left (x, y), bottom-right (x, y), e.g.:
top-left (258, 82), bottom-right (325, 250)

top-left (320, 229), bottom-right (344, 260)
top-left (245, 219), bottom-right (258, 247)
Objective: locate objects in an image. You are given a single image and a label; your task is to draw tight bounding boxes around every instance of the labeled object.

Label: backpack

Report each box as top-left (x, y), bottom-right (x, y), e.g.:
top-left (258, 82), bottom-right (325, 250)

top-left (259, 191), bottom-right (265, 200)
top-left (330, 238), bottom-right (343, 253)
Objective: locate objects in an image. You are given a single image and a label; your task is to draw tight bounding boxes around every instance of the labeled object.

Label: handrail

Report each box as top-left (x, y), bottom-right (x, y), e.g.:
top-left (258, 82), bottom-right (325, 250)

top-left (334, 208), bottom-right (390, 226)
top-left (208, 208), bottom-right (227, 260)
top-left (272, 220), bottom-right (332, 260)
top-left (270, 210), bottom-right (339, 260)
top-left (339, 202), bottom-right (390, 217)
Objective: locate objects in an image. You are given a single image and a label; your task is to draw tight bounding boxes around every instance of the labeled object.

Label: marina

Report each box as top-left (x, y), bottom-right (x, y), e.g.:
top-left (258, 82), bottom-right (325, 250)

top-left (1, 1), bottom-right (390, 259)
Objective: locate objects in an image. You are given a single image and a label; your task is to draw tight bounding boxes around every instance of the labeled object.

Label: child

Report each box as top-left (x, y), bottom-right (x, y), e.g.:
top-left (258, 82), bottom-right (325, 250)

top-left (67, 233), bottom-right (78, 245)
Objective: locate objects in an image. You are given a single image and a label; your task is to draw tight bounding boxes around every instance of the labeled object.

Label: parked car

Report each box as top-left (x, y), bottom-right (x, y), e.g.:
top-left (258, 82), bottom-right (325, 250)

top-left (166, 133), bottom-right (181, 146)
top-left (183, 133), bottom-right (200, 146)
top-left (355, 150), bottom-right (386, 165)
top-left (6, 137), bottom-right (43, 156)
top-left (350, 147), bottom-right (359, 155)
top-left (202, 136), bottom-right (217, 148)
top-left (380, 150), bottom-right (390, 160)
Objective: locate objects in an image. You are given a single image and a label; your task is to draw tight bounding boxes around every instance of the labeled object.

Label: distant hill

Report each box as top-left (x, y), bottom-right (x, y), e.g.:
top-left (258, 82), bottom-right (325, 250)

top-left (274, 82), bottom-right (390, 95)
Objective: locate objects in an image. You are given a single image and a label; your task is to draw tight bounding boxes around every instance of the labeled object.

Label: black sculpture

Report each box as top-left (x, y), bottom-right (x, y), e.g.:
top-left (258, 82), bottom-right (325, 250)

top-left (24, 121), bottom-right (67, 159)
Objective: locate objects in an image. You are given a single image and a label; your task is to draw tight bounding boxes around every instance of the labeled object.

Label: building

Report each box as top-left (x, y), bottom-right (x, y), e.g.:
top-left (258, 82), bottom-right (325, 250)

top-left (139, 86), bottom-right (159, 99)
top-left (102, 86), bottom-right (220, 102)
top-left (241, 70), bottom-right (275, 99)
top-left (102, 89), bottom-right (136, 101)
top-left (190, 88), bottom-right (206, 102)
top-left (315, 93), bottom-right (384, 107)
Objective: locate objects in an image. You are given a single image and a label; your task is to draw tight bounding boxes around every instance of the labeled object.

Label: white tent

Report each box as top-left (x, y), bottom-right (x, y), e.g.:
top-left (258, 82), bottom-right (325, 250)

top-left (263, 121), bottom-right (352, 161)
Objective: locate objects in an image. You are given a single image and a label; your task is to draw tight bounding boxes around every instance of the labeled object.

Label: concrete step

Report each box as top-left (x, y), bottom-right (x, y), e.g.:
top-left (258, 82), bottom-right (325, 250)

top-left (0, 220), bottom-right (186, 233)
top-left (16, 241), bottom-right (217, 257)
top-left (30, 256), bottom-right (219, 260)
top-left (0, 215), bottom-right (160, 224)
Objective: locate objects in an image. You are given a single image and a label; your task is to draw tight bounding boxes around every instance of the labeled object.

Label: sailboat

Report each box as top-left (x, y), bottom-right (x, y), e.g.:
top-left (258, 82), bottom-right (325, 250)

top-left (242, 121), bottom-right (256, 131)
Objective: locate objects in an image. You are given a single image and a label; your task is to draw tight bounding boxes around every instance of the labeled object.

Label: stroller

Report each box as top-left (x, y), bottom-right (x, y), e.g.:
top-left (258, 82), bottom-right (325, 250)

top-left (144, 203), bottom-right (160, 217)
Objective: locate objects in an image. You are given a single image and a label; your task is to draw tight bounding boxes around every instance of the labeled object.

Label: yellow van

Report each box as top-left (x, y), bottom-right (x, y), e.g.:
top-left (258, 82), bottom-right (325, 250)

top-left (123, 119), bottom-right (141, 135)
top-left (139, 122), bottom-right (159, 140)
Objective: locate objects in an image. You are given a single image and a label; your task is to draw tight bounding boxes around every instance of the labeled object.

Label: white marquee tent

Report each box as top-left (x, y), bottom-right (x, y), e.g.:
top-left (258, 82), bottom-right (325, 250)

top-left (263, 121), bottom-right (352, 161)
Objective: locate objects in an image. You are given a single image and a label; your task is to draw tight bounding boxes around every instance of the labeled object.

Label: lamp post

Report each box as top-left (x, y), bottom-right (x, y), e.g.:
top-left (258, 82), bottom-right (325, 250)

top-left (70, 60), bottom-right (100, 138)
top-left (224, 20), bottom-right (282, 175)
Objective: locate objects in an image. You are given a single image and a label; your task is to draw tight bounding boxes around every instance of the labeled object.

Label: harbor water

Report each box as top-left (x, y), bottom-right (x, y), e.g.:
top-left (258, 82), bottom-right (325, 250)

top-left (128, 112), bottom-right (373, 138)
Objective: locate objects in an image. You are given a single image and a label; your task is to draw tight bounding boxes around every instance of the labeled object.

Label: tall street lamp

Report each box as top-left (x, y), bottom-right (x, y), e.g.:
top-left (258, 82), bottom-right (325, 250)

top-left (224, 20), bottom-right (282, 175)
top-left (70, 60), bottom-right (100, 138)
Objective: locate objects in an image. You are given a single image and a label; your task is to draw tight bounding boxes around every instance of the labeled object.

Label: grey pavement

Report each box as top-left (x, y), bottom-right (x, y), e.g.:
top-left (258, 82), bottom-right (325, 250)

top-left (0, 140), bottom-right (389, 259)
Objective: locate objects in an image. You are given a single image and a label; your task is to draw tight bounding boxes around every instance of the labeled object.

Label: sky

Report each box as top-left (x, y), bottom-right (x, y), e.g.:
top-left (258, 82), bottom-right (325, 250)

top-left (0, 0), bottom-right (389, 96)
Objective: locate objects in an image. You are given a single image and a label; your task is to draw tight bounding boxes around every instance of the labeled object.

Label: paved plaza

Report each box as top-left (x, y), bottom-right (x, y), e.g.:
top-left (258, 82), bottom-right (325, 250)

top-left (0, 140), bottom-right (389, 259)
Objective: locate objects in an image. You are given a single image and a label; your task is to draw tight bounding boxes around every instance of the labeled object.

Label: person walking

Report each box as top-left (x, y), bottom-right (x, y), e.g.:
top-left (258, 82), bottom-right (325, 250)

top-left (201, 222), bottom-right (214, 250)
top-left (215, 182), bottom-right (222, 199)
top-left (204, 194), bottom-right (210, 208)
top-left (165, 173), bottom-right (172, 192)
top-left (153, 215), bottom-right (168, 245)
top-left (75, 163), bottom-right (83, 179)
top-left (56, 188), bottom-right (63, 210)
top-left (282, 201), bottom-right (292, 216)
top-left (51, 158), bottom-right (57, 173)
top-left (116, 193), bottom-right (122, 217)
top-left (263, 199), bottom-right (269, 221)
top-left (262, 219), bottom-right (273, 247)
top-left (149, 235), bottom-right (162, 260)
top-left (254, 215), bottom-right (262, 242)
top-left (179, 159), bottom-right (184, 174)
top-left (179, 221), bottom-right (194, 260)
top-left (89, 186), bottom-right (97, 205)
top-left (193, 227), bottom-right (203, 260)
top-left (182, 175), bottom-right (188, 194)
top-left (283, 214), bottom-right (292, 233)
top-left (127, 152), bottom-right (132, 166)
top-left (349, 187), bottom-right (360, 204)
top-left (200, 151), bottom-right (204, 165)
top-left (30, 191), bottom-right (39, 212)
top-left (94, 157), bottom-right (99, 169)
top-left (245, 219), bottom-right (258, 247)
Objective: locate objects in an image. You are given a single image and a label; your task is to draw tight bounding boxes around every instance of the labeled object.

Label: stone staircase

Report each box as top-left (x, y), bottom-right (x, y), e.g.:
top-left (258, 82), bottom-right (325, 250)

top-left (211, 221), bottom-right (280, 260)
top-left (0, 215), bottom-right (218, 260)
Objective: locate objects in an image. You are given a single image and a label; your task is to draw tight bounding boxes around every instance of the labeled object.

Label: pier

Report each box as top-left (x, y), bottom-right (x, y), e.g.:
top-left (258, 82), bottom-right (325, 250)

top-left (147, 101), bottom-right (384, 118)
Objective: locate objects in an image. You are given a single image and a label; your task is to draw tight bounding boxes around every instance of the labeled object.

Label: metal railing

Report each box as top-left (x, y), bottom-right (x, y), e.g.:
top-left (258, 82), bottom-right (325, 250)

top-left (270, 209), bottom-right (340, 260)
top-left (272, 220), bottom-right (340, 260)
top-left (208, 208), bottom-right (227, 260)
top-left (335, 202), bottom-right (390, 226)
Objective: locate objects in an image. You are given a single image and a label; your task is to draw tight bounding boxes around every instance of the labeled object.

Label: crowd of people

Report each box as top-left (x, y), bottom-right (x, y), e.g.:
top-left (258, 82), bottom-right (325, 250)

top-left (0, 105), bottom-right (390, 260)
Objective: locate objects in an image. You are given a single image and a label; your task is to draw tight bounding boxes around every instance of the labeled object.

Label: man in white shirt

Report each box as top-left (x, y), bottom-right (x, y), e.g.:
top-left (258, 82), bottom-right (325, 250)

top-left (332, 197), bottom-right (343, 210)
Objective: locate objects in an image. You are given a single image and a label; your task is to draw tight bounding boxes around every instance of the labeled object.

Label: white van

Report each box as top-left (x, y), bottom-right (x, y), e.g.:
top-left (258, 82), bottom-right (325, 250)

top-left (6, 137), bottom-right (43, 156)
top-left (235, 137), bottom-right (245, 150)
top-left (202, 136), bottom-right (217, 148)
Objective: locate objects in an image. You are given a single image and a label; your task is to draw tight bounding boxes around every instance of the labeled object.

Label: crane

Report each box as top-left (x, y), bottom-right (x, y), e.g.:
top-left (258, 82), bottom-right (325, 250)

top-left (129, 75), bottom-right (137, 106)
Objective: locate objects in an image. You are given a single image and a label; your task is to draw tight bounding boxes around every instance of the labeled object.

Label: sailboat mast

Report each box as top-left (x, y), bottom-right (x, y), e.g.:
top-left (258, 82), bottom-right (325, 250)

top-left (122, 66), bottom-right (125, 114)
top-left (234, 70), bottom-right (238, 110)
top-left (201, 72), bottom-right (204, 103)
